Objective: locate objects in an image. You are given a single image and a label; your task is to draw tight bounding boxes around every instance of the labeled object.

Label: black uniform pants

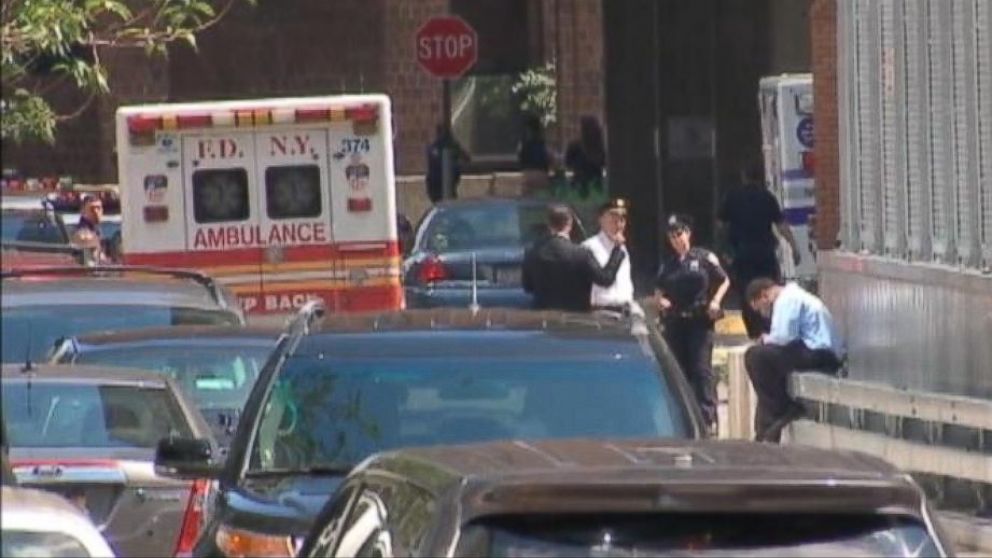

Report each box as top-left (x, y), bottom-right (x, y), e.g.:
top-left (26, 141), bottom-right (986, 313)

top-left (732, 250), bottom-right (781, 339)
top-left (745, 340), bottom-right (841, 442)
top-left (663, 317), bottom-right (717, 428)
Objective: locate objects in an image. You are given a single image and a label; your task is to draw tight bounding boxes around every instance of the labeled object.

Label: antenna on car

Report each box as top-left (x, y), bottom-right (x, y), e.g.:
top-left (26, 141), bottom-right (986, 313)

top-left (22, 321), bottom-right (34, 373)
top-left (469, 252), bottom-right (480, 315)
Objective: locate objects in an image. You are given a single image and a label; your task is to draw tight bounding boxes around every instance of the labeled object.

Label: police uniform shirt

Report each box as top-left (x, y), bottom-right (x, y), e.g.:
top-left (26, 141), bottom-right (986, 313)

top-left (582, 231), bottom-right (633, 306)
top-left (718, 187), bottom-right (784, 256)
top-left (655, 247), bottom-right (727, 314)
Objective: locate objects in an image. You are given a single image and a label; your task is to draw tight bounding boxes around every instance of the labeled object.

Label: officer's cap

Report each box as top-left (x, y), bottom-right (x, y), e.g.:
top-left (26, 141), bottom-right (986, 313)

top-left (666, 213), bottom-right (693, 233)
top-left (598, 198), bottom-right (629, 216)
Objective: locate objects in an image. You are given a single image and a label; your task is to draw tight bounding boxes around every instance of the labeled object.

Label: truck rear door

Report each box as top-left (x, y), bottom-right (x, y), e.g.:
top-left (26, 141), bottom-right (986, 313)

top-left (182, 132), bottom-right (264, 314)
top-left (254, 127), bottom-right (336, 313)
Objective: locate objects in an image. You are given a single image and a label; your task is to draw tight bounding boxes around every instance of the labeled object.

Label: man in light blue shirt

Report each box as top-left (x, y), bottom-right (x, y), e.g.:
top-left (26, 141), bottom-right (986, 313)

top-left (744, 278), bottom-right (844, 442)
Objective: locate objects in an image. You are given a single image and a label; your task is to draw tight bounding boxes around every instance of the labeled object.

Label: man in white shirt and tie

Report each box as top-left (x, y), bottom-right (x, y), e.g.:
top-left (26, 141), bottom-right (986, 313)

top-left (582, 198), bottom-right (640, 316)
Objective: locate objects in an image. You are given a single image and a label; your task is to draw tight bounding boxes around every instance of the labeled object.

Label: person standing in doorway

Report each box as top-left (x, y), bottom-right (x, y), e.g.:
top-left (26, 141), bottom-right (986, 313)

top-left (564, 116), bottom-right (606, 200)
top-left (744, 277), bottom-right (844, 443)
top-left (582, 198), bottom-right (637, 315)
top-left (523, 203), bottom-right (626, 312)
top-left (425, 124), bottom-right (471, 204)
top-left (718, 162), bottom-right (801, 339)
top-left (655, 214), bottom-right (731, 434)
top-left (518, 114), bottom-right (554, 197)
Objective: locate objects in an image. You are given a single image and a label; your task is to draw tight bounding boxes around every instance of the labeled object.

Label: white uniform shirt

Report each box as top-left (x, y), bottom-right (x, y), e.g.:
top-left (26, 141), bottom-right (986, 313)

top-left (582, 231), bottom-right (634, 307)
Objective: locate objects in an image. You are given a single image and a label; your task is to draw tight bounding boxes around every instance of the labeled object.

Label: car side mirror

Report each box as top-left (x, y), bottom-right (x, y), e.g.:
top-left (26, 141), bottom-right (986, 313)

top-left (154, 436), bottom-right (221, 480)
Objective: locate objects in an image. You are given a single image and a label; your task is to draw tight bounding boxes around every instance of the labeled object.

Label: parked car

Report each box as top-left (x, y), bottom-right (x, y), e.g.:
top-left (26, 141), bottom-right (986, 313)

top-left (49, 325), bottom-right (288, 450)
top-left (1, 416), bottom-right (14, 486)
top-left (1, 194), bottom-right (71, 245)
top-left (2, 485), bottom-right (115, 558)
top-left (2, 363), bottom-right (220, 557)
top-left (154, 308), bottom-right (704, 557)
top-left (1, 266), bottom-right (245, 363)
top-left (403, 198), bottom-right (587, 309)
top-left (300, 438), bottom-right (951, 557)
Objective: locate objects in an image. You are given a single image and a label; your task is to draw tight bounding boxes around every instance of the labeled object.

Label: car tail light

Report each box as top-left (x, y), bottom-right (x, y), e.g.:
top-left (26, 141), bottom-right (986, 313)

top-left (417, 256), bottom-right (449, 284)
top-left (174, 479), bottom-right (210, 556)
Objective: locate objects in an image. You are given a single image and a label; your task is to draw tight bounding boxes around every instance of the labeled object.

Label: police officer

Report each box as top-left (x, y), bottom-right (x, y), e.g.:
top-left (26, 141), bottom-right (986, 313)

top-left (655, 214), bottom-right (731, 433)
top-left (523, 203), bottom-right (626, 312)
top-left (583, 198), bottom-right (636, 314)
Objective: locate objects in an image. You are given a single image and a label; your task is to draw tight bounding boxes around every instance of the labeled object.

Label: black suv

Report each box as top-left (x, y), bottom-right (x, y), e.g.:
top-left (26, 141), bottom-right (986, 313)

top-left (155, 308), bottom-right (704, 557)
top-left (1, 266), bottom-right (245, 363)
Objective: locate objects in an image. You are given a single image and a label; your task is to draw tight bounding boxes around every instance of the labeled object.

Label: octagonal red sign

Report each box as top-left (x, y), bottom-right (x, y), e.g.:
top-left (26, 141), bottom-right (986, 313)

top-left (415, 16), bottom-right (478, 79)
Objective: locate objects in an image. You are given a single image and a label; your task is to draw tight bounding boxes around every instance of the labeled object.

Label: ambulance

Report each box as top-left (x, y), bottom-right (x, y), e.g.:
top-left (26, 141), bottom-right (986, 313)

top-left (115, 94), bottom-right (401, 315)
top-left (758, 74), bottom-right (817, 285)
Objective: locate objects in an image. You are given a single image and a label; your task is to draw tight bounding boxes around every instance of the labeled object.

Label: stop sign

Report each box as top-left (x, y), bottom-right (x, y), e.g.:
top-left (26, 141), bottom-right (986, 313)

top-left (415, 16), bottom-right (478, 79)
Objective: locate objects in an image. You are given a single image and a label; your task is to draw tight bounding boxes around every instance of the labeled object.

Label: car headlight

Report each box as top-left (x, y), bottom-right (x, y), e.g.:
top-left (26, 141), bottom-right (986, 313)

top-left (215, 524), bottom-right (294, 558)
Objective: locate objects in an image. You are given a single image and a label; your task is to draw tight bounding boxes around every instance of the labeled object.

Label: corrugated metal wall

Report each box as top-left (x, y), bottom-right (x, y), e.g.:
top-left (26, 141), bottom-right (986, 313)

top-left (838, 0), bottom-right (992, 271)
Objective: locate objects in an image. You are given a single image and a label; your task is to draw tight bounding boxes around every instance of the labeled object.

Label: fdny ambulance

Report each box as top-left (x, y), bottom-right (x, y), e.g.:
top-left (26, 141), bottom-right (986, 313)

top-left (115, 95), bottom-right (401, 315)
top-left (758, 74), bottom-right (817, 285)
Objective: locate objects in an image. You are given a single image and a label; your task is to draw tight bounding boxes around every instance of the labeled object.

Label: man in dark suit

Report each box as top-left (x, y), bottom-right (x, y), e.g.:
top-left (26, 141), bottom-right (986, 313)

top-left (523, 203), bottom-right (626, 312)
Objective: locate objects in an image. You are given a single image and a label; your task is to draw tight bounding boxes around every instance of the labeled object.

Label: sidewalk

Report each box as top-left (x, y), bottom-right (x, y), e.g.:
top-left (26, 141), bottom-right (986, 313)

top-left (713, 310), bottom-right (750, 439)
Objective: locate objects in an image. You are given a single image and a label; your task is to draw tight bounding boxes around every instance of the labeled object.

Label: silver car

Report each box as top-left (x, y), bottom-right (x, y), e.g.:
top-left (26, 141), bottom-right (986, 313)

top-left (2, 363), bottom-right (219, 557)
top-left (2, 485), bottom-right (115, 557)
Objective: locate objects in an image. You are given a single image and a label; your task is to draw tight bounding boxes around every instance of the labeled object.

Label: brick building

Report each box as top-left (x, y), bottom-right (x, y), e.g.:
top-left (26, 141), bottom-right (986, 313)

top-left (2, 0), bottom-right (605, 182)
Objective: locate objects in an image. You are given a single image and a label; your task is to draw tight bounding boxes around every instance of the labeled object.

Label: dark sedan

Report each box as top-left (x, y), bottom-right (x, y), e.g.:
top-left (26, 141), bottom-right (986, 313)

top-left (301, 438), bottom-right (951, 557)
top-left (49, 325), bottom-right (284, 450)
top-left (154, 308), bottom-right (704, 557)
top-left (403, 198), bottom-right (587, 309)
top-left (2, 363), bottom-right (219, 558)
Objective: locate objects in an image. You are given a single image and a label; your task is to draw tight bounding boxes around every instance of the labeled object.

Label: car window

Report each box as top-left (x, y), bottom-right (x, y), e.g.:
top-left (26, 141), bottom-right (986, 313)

top-left (1, 305), bottom-right (242, 363)
top-left (72, 345), bottom-right (270, 411)
top-left (334, 490), bottom-right (392, 558)
top-left (306, 485), bottom-right (358, 557)
top-left (248, 351), bottom-right (688, 473)
top-left (1, 530), bottom-right (91, 558)
top-left (2, 382), bottom-right (193, 448)
top-left (1, 209), bottom-right (68, 244)
top-left (455, 513), bottom-right (942, 558)
top-left (423, 205), bottom-right (555, 252)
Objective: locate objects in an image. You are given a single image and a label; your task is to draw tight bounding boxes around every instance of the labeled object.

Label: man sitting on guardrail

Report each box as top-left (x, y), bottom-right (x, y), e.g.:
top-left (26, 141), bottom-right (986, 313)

top-left (744, 278), bottom-right (845, 443)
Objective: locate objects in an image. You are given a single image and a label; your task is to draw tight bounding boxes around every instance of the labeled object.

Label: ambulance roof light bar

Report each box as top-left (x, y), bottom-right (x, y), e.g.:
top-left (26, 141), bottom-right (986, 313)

top-left (0, 265), bottom-right (227, 308)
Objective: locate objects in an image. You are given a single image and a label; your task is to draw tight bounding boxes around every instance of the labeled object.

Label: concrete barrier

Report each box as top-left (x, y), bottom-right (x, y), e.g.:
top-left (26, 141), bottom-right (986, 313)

top-left (724, 345), bottom-right (757, 440)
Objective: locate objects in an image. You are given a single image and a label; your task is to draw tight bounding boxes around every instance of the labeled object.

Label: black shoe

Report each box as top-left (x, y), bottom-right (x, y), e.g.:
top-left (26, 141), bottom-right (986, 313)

top-left (759, 403), bottom-right (806, 443)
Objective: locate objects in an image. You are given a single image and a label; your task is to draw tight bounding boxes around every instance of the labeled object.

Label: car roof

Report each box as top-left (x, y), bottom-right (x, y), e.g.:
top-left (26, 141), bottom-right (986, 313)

top-left (297, 309), bottom-right (650, 358)
top-left (1, 363), bottom-right (171, 388)
top-left (359, 438), bottom-right (924, 517)
top-left (429, 197), bottom-right (554, 211)
top-left (1, 269), bottom-right (228, 310)
top-left (73, 324), bottom-right (281, 347)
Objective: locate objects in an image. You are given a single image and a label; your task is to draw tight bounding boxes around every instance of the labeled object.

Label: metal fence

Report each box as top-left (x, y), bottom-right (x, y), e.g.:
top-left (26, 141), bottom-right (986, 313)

top-left (838, 0), bottom-right (992, 271)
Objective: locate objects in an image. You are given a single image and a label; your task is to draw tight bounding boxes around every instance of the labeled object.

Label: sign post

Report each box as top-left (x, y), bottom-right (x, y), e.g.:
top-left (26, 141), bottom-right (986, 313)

top-left (415, 16), bottom-right (478, 200)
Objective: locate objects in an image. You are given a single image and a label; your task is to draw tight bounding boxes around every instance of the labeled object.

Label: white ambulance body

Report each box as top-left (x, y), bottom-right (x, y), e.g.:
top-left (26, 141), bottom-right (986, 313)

top-left (758, 74), bottom-right (817, 284)
top-left (115, 94), bottom-right (401, 315)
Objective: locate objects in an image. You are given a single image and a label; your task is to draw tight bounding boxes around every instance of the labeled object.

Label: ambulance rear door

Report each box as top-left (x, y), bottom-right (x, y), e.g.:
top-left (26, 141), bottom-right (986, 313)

top-left (181, 131), bottom-right (264, 314)
top-left (254, 126), bottom-right (336, 314)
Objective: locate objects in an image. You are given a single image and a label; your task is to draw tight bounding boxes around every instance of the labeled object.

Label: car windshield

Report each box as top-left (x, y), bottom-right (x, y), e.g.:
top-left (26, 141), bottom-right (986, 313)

top-left (456, 513), bottom-right (942, 558)
top-left (2, 382), bottom-right (192, 448)
top-left (248, 348), bottom-right (688, 473)
top-left (72, 344), bottom-right (272, 411)
top-left (424, 205), bottom-right (578, 252)
top-left (1, 209), bottom-right (67, 244)
top-left (1, 531), bottom-right (90, 558)
top-left (0, 305), bottom-right (241, 363)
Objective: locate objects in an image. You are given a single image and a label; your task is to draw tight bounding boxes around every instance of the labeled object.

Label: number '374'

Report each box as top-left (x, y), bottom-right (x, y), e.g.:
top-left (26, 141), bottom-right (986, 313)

top-left (340, 138), bottom-right (370, 154)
